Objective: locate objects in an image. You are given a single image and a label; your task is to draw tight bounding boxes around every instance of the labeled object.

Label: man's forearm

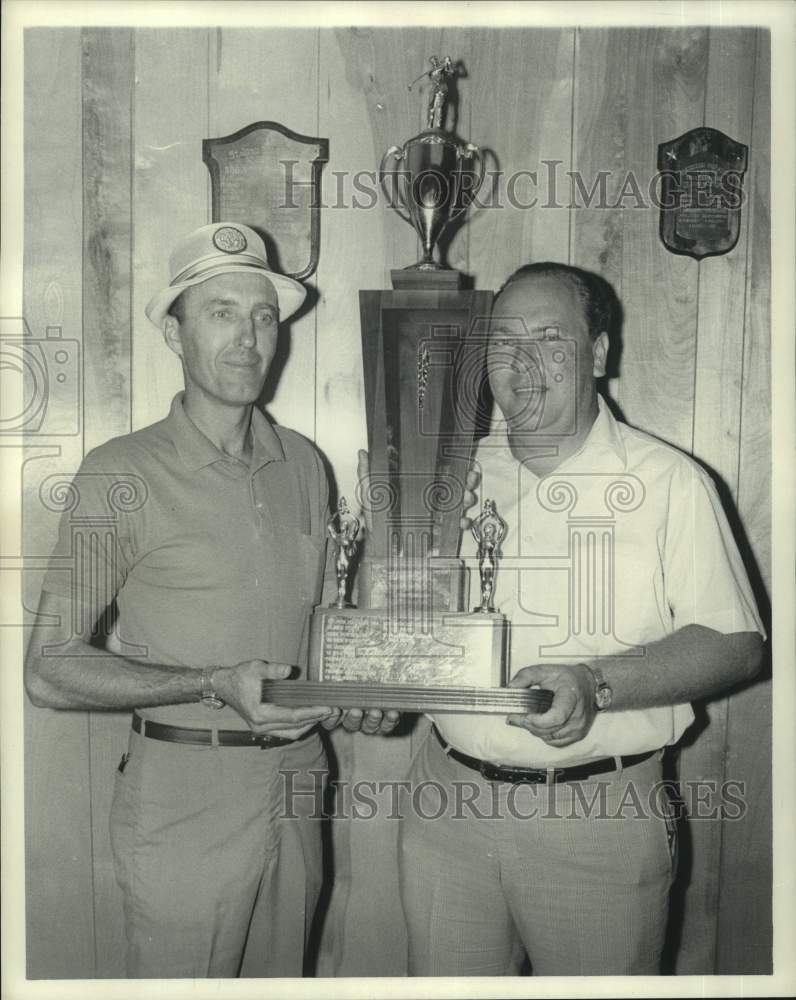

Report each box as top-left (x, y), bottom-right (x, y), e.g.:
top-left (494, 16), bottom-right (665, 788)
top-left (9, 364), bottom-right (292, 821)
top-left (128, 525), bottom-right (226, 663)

top-left (24, 589), bottom-right (207, 711)
top-left (593, 625), bottom-right (763, 711)
top-left (25, 637), bottom-right (202, 711)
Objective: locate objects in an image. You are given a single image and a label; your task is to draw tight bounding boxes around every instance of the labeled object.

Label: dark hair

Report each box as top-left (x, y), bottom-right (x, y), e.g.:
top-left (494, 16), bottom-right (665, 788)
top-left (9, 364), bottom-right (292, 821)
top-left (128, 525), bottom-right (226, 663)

top-left (498, 262), bottom-right (618, 342)
top-left (167, 292), bottom-right (186, 324)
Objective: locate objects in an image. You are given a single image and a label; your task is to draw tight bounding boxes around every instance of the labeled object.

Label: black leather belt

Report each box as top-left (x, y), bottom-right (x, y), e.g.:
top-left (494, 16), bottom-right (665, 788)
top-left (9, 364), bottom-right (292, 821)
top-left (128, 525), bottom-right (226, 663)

top-left (433, 726), bottom-right (656, 784)
top-left (132, 711), bottom-right (312, 749)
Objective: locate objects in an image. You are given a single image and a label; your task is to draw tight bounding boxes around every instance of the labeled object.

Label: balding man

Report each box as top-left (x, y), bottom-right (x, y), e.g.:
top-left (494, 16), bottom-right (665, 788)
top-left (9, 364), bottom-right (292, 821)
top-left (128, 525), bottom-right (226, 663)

top-left (398, 262), bottom-right (764, 976)
top-left (25, 223), bottom-right (397, 978)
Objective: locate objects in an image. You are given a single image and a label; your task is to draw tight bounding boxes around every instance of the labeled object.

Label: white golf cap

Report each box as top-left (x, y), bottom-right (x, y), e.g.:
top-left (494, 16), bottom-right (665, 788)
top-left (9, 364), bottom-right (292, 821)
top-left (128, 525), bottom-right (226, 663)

top-left (145, 222), bottom-right (306, 328)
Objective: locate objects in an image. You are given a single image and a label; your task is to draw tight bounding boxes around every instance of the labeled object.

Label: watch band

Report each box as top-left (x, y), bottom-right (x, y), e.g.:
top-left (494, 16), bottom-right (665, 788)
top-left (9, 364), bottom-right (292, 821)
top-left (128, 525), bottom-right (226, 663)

top-left (200, 667), bottom-right (225, 709)
top-left (581, 663), bottom-right (613, 711)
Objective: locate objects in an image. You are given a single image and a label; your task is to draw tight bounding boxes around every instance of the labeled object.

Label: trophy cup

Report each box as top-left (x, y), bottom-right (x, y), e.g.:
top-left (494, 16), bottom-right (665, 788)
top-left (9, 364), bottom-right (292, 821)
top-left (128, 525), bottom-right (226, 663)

top-left (379, 55), bottom-right (485, 280)
top-left (262, 58), bottom-right (552, 716)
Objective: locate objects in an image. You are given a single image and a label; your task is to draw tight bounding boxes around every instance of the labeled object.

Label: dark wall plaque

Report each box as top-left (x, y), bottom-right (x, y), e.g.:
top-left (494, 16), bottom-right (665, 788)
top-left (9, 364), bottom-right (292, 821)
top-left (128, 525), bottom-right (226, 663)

top-left (658, 127), bottom-right (748, 260)
top-left (203, 121), bottom-right (328, 280)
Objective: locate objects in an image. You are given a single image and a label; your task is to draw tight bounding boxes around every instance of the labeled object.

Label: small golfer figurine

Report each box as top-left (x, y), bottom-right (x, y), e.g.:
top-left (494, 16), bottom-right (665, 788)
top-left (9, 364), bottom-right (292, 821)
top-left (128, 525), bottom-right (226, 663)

top-left (471, 498), bottom-right (507, 613)
top-left (426, 55), bottom-right (455, 129)
top-left (327, 496), bottom-right (362, 609)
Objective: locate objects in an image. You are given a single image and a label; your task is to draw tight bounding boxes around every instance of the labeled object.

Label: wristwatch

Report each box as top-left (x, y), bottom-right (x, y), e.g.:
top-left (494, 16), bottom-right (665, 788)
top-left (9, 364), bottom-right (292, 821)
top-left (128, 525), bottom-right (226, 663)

top-left (583, 663), bottom-right (613, 711)
top-left (200, 667), bottom-right (225, 710)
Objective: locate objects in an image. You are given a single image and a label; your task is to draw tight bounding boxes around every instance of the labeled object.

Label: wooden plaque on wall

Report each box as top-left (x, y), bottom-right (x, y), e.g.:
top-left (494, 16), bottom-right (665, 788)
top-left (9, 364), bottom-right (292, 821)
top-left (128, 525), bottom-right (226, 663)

top-left (657, 126), bottom-right (748, 261)
top-left (203, 121), bottom-right (328, 281)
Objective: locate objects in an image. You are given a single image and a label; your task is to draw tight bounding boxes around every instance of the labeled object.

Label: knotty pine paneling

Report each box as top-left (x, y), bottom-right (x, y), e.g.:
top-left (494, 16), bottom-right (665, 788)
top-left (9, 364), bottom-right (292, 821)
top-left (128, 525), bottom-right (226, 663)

top-left (717, 28), bottom-right (772, 974)
top-left (131, 30), bottom-right (209, 432)
top-left (81, 27), bottom-right (137, 977)
top-left (468, 28), bottom-right (575, 290)
top-left (23, 27), bottom-right (95, 979)
top-left (672, 26), bottom-right (759, 977)
top-left (611, 28), bottom-right (707, 452)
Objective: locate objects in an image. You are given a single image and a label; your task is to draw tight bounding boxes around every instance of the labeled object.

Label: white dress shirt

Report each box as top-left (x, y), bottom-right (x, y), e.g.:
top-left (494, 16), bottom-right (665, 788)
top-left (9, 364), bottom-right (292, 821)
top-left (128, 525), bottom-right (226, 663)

top-left (434, 397), bottom-right (764, 766)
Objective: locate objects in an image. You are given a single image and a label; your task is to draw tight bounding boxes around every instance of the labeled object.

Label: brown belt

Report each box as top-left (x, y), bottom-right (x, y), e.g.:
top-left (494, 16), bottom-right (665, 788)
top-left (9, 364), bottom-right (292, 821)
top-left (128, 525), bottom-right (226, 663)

top-left (132, 711), bottom-right (313, 749)
top-left (433, 725), bottom-right (656, 784)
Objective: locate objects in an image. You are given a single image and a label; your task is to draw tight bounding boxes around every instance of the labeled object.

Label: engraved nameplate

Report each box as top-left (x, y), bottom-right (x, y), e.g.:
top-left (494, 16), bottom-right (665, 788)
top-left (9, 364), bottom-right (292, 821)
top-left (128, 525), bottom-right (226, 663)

top-left (308, 606), bottom-right (507, 688)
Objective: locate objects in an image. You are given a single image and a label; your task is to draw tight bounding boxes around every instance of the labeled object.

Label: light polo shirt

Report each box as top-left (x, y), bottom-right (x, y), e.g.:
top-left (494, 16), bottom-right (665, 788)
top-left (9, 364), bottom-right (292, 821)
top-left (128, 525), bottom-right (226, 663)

top-left (435, 396), bottom-right (764, 766)
top-left (42, 392), bottom-right (332, 726)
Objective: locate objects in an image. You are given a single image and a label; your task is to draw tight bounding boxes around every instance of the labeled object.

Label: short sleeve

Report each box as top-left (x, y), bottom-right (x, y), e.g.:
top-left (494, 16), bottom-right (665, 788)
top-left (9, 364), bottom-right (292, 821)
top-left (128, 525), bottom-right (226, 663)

top-left (40, 446), bottom-right (140, 615)
top-left (663, 461), bottom-right (765, 639)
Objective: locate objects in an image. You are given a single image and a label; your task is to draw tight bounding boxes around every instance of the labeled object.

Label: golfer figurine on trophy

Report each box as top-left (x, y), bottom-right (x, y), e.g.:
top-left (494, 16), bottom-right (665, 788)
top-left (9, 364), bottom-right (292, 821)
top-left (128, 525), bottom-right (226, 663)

top-left (327, 497), bottom-right (361, 610)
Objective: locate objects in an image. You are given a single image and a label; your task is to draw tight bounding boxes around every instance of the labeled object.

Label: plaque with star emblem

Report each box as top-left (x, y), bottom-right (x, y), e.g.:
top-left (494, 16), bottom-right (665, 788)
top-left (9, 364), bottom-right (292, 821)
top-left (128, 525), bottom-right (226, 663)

top-left (658, 127), bottom-right (748, 260)
top-left (203, 121), bottom-right (328, 280)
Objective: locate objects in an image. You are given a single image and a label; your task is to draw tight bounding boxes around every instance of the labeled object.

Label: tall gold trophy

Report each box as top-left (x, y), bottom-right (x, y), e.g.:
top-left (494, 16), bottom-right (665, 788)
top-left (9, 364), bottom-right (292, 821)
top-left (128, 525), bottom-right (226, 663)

top-left (263, 58), bottom-right (551, 715)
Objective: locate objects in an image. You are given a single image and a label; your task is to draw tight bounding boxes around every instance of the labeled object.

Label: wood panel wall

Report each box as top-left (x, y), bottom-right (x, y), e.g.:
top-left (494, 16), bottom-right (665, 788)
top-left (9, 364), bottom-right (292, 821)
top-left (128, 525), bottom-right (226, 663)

top-left (23, 25), bottom-right (771, 979)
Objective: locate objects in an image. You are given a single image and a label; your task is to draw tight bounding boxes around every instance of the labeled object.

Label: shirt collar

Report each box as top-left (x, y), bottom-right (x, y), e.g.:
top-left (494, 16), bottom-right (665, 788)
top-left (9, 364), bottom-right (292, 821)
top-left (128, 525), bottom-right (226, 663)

top-left (559, 395), bottom-right (628, 472)
top-left (479, 394), bottom-right (628, 473)
top-left (167, 392), bottom-right (285, 471)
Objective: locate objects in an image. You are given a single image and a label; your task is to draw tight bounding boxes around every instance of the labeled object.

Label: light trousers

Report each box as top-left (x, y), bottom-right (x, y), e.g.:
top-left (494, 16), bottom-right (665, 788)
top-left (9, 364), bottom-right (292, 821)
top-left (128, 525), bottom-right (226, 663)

top-left (398, 732), bottom-right (677, 976)
top-left (109, 725), bottom-right (326, 978)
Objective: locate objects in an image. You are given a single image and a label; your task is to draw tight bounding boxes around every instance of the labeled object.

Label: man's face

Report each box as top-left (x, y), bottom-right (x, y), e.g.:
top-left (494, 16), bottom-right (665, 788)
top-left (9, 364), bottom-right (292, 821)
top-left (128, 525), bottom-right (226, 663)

top-left (163, 272), bottom-right (279, 406)
top-left (487, 274), bottom-right (608, 436)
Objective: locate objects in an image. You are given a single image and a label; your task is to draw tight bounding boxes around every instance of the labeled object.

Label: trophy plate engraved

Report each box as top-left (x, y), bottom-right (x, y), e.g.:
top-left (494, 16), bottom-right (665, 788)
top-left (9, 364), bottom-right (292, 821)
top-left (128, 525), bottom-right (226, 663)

top-left (308, 607), bottom-right (507, 687)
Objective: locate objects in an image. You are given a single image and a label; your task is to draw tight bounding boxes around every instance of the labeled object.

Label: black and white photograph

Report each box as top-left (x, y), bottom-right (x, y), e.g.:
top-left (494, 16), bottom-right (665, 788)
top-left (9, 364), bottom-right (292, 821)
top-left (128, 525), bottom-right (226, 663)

top-left (1, 1), bottom-right (794, 997)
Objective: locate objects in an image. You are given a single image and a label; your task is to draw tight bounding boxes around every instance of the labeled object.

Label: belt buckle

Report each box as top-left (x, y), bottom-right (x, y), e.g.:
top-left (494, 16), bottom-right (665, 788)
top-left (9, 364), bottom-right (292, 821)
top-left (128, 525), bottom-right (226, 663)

top-left (481, 762), bottom-right (547, 784)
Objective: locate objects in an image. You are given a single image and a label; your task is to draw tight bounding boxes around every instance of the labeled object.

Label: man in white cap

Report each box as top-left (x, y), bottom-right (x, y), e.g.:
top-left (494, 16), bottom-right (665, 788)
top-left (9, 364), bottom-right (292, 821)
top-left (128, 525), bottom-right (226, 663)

top-left (25, 222), bottom-right (397, 978)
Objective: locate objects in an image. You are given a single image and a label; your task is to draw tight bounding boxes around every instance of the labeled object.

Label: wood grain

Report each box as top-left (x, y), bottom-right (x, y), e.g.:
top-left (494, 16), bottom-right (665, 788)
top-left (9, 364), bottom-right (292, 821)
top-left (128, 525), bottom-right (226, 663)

top-left (81, 27), bottom-right (137, 978)
top-left (572, 30), bottom-right (628, 294)
top-left (209, 28), bottom-right (320, 442)
top-left (82, 29), bottom-right (134, 451)
top-left (23, 28), bottom-right (96, 979)
top-left (571, 28), bottom-right (631, 402)
top-left (673, 27), bottom-right (759, 976)
top-left (467, 28), bottom-right (575, 290)
top-left (693, 28), bottom-right (756, 491)
top-left (329, 27), bottom-right (428, 279)
top-left (611, 28), bottom-right (706, 452)
top-left (716, 28), bottom-right (772, 974)
top-left (130, 30), bottom-right (208, 430)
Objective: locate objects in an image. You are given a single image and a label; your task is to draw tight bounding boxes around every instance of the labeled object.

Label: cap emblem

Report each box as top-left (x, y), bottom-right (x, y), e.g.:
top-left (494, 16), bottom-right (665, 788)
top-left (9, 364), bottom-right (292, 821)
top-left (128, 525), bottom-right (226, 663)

top-left (212, 226), bottom-right (248, 254)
